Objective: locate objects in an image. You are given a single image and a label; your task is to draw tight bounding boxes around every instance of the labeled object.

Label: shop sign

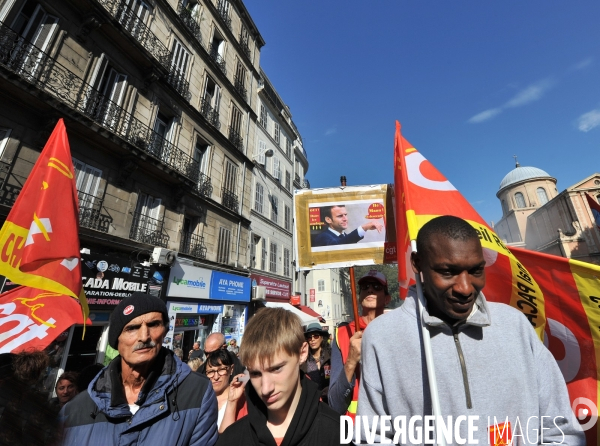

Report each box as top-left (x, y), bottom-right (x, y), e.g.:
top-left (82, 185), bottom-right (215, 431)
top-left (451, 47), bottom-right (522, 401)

top-left (310, 289), bottom-right (315, 303)
top-left (175, 316), bottom-right (204, 327)
top-left (210, 272), bottom-right (251, 302)
top-left (250, 274), bottom-right (291, 302)
top-left (290, 294), bottom-right (301, 306)
top-left (166, 262), bottom-right (211, 299)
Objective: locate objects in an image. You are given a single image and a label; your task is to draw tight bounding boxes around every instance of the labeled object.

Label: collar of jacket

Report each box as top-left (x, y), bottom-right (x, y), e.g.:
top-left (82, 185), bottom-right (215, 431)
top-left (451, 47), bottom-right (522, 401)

top-left (245, 371), bottom-right (321, 446)
top-left (405, 286), bottom-right (492, 328)
top-left (89, 347), bottom-right (190, 418)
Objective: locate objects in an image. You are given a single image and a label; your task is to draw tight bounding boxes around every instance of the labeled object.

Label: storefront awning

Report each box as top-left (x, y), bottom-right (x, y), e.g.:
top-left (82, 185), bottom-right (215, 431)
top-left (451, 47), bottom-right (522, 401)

top-left (295, 305), bottom-right (326, 323)
top-left (264, 302), bottom-right (319, 326)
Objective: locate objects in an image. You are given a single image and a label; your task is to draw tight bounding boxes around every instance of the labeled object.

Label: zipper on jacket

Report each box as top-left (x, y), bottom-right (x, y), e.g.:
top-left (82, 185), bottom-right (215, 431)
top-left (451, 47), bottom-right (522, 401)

top-left (452, 326), bottom-right (472, 409)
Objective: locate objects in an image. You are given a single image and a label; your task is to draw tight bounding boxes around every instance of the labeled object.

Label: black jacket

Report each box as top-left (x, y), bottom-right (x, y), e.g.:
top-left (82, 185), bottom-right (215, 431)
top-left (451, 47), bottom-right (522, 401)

top-left (300, 346), bottom-right (331, 402)
top-left (216, 372), bottom-right (347, 446)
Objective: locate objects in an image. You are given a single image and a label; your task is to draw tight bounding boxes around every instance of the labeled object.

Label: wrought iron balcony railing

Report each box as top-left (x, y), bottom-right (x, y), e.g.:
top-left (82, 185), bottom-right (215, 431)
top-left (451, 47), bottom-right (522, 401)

top-left (0, 160), bottom-right (20, 207)
top-left (177, 0), bottom-right (204, 48)
top-left (95, 0), bottom-right (171, 68)
top-left (196, 172), bottom-right (213, 198)
top-left (78, 191), bottom-right (112, 233)
top-left (209, 43), bottom-right (226, 75)
top-left (222, 187), bottom-right (238, 212)
top-left (200, 97), bottom-right (220, 128)
top-left (129, 210), bottom-right (169, 247)
top-left (179, 231), bottom-right (207, 259)
top-left (228, 127), bottom-right (243, 152)
top-left (216, 0), bottom-right (232, 31)
top-left (239, 35), bottom-right (251, 59)
top-left (166, 67), bottom-right (191, 100)
top-left (294, 173), bottom-right (301, 184)
top-left (302, 179), bottom-right (310, 189)
top-left (0, 22), bottom-right (200, 183)
top-left (233, 75), bottom-right (247, 102)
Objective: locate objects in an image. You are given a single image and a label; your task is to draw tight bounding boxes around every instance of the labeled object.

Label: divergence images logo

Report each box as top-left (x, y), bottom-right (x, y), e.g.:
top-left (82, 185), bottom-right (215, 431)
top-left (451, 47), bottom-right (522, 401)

top-left (572, 397), bottom-right (598, 431)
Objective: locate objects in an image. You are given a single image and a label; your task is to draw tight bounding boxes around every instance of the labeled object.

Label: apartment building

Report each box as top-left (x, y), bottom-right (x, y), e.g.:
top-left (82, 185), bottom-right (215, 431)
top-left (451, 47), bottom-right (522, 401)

top-left (0, 0), bottom-right (264, 373)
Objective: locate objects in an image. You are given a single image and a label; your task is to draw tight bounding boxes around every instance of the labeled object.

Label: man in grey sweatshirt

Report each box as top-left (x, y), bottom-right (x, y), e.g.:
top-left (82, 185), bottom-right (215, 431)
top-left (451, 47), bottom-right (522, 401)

top-left (356, 216), bottom-right (584, 445)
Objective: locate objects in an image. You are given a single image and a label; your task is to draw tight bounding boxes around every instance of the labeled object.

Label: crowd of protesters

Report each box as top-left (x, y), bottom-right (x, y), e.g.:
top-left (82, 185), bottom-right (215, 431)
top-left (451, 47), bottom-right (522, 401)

top-left (0, 216), bottom-right (586, 445)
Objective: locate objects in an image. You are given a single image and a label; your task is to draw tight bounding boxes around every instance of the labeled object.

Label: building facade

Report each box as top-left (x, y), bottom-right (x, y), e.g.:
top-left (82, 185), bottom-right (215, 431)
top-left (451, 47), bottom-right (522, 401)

top-left (494, 162), bottom-right (600, 265)
top-left (0, 0), bottom-right (265, 385)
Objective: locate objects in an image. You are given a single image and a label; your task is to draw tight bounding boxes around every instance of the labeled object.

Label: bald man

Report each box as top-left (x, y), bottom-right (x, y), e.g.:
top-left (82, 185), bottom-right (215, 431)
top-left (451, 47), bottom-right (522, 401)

top-left (198, 333), bottom-right (245, 376)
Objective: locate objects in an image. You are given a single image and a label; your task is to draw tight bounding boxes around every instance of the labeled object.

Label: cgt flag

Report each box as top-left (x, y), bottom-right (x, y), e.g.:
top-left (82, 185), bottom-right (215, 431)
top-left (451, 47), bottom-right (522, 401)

top-left (393, 121), bottom-right (600, 445)
top-left (0, 119), bottom-right (88, 320)
top-left (0, 286), bottom-right (89, 353)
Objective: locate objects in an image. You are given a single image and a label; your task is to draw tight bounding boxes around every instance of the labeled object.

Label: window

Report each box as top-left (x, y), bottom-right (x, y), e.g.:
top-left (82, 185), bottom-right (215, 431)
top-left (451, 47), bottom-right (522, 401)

top-left (514, 192), bottom-right (526, 208)
top-left (87, 56), bottom-right (127, 126)
top-left (501, 199), bottom-right (508, 216)
top-left (259, 104), bottom-right (267, 128)
top-left (73, 158), bottom-right (102, 207)
top-left (261, 238), bottom-right (267, 270)
top-left (269, 242), bottom-right (277, 273)
top-left (234, 59), bottom-right (246, 95)
top-left (170, 38), bottom-right (191, 83)
top-left (152, 111), bottom-right (175, 162)
top-left (285, 171), bottom-right (291, 191)
top-left (317, 279), bottom-right (325, 292)
top-left (217, 227), bottom-right (231, 264)
top-left (0, 128), bottom-right (11, 158)
top-left (201, 76), bottom-right (221, 123)
top-left (273, 156), bottom-right (281, 181)
top-left (536, 187), bottom-right (549, 206)
top-left (284, 205), bottom-right (291, 231)
top-left (223, 159), bottom-right (237, 194)
top-left (283, 248), bottom-right (290, 277)
top-left (254, 182), bottom-right (264, 213)
top-left (249, 235), bottom-right (257, 269)
top-left (230, 104), bottom-right (243, 134)
top-left (286, 138), bottom-right (292, 159)
top-left (270, 195), bottom-right (278, 223)
top-left (274, 122), bottom-right (280, 145)
top-left (255, 140), bottom-right (267, 165)
top-left (193, 136), bottom-right (210, 175)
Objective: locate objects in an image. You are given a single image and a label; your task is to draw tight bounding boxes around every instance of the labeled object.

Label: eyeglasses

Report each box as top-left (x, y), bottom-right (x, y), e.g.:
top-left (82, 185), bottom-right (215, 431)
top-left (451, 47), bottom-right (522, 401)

top-left (305, 333), bottom-right (322, 340)
top-left (206, 367), bottom-right (230, 378)
top-left (360, 282), bottom-right (383, 292)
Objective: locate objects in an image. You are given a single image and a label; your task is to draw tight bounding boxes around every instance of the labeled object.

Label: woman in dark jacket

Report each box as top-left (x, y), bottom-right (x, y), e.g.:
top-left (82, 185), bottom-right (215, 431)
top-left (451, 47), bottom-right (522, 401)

top-left (299, 323), bottom-right (331, 403)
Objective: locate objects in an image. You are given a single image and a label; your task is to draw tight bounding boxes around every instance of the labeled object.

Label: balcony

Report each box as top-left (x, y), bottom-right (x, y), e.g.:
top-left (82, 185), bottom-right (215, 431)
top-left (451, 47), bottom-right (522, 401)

top-left (0, 23), bottom-right (200, 183)
top-left (294, 173), bottom-right (300, 184)
top-left (78, 191), bottom-right (112, 233)
top-left (200, 97), bottom-right (220, 128)
top-left (209, 43), bottom-right (227, 75)
top-left (129, 210), bottom-right (169, 247)
top-left (177, 0), bottom-right (203, 48)
top-left (233, 75), bottom-right (247, 102)
top-left (0, 160), bottom-right (20, 207)
top-left (95, 0), bottom-right (171, 68)
top-left (196, 172), bottom-right (213, 198)
top-left (216, 0), bottom-right (232, 31)
top-left (179, 231), bottom-right (207, 259)
top-left (166, 67), bottom-right (191, 101)
top-left (228, 127), bottom-right (243, 152)
top-left (302, 179), bottom-right (310, 189)
top-left (222, 188), bottom-right (238, 212)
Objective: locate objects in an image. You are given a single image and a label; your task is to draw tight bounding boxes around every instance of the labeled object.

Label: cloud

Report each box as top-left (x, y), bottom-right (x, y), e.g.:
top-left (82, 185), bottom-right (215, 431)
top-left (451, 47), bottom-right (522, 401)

top-left (468, 108), bottom-right (502, 123)
top-left (468, 78), bottom-right (555, 124)
top-left (571, 57), bottom-right (593, 71)
top-left (325, 127), bottom-right (337, 136)
top-left (504, 79), bottom-right (555, 108)
top-left (577, 109), bottom-right (600, 132)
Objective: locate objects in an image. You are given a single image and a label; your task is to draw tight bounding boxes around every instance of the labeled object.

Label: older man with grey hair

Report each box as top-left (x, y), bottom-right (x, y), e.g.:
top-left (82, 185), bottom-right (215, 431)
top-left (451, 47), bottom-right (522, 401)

top-left (198, 332), bottom-right (245, 376)
top-left (60, 292), bottom-right (218, 446)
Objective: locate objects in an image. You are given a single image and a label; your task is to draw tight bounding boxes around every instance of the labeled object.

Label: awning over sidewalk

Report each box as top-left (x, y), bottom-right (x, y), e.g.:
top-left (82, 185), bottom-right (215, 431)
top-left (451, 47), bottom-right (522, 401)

top-left (295, 305), bottom-right (326, 323)
top-left (264, 302), bottom-right (319, 326)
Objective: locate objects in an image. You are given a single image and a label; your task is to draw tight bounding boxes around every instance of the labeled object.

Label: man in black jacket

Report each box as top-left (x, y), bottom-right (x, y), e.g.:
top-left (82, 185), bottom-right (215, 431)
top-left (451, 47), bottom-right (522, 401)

top-left (217, 307), bottom-right (346, 446)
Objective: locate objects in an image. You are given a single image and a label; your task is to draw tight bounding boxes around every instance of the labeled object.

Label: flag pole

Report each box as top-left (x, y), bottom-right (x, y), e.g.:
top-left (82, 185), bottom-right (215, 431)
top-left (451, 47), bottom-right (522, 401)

top-left (411, 239), bottom-right (446, 446)
top-left (349, 266), bottom-right (361, 332)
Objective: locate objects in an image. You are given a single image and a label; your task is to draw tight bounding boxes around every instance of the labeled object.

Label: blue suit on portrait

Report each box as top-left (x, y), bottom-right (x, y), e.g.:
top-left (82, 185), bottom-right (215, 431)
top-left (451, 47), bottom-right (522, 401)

top-left (312, 228), bottom-right (363, 247)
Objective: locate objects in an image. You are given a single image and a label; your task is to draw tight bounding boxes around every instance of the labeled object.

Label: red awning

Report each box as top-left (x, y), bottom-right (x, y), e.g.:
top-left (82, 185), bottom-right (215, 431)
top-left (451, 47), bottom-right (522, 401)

top-left (295, 305), bottom-right (326, 323)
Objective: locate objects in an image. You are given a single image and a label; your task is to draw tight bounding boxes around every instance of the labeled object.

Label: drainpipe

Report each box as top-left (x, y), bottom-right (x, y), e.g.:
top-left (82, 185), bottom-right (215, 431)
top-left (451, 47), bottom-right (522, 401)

top-left (235, 72), bottom-right (254, 268)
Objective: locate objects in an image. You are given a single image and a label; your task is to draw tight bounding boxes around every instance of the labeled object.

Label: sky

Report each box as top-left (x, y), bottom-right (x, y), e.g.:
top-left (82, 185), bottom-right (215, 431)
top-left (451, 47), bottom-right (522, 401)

top-left (244, 0), bottom-right (600, 225)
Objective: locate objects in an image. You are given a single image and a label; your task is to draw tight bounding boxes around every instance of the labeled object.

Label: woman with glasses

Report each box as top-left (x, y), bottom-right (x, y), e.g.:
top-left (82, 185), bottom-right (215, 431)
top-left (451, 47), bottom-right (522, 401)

top-left (204, 349), bottom-right (248, 433)
top-left (300, 322), bottom-right (331, 403)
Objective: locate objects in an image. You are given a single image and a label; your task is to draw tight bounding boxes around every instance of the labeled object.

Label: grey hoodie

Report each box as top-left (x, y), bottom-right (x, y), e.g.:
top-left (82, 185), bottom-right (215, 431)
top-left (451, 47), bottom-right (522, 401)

top-left (356, 288), bottom-right (584, 445)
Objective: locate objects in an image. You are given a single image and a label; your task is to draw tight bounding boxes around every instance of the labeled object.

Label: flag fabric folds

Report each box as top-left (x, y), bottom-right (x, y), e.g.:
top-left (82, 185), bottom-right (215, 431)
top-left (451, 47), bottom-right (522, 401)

top-left (394, 121), bottom-right (600, 444)
top-left (0, 119), bottom-right (88, 352)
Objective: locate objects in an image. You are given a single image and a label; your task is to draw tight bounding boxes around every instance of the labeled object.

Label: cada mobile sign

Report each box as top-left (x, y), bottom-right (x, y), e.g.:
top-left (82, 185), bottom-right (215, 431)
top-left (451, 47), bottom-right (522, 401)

top-left (167, 261), bottom-right (250, 302)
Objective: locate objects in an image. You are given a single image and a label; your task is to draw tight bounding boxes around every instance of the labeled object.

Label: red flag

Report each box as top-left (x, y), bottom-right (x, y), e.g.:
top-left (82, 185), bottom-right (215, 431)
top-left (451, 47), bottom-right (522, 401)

top-left (586, 193), bottom-right (600, 231)
top-left (0, 120), bottom-right (85, 300)
top-left (393, 121), bottom-right (600, 444)
top-left (0, 286), bottom-right (89, 353)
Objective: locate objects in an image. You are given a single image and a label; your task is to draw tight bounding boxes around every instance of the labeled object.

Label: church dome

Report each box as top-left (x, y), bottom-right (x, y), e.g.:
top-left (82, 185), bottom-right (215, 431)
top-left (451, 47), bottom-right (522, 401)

top-left (498, 166), bottom-right (554, 192)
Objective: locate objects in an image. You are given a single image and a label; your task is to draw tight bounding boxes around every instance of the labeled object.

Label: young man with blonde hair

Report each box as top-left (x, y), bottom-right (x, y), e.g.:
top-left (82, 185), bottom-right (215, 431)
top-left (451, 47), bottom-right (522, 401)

top-left (216, 307), bottom-right (343, 446)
